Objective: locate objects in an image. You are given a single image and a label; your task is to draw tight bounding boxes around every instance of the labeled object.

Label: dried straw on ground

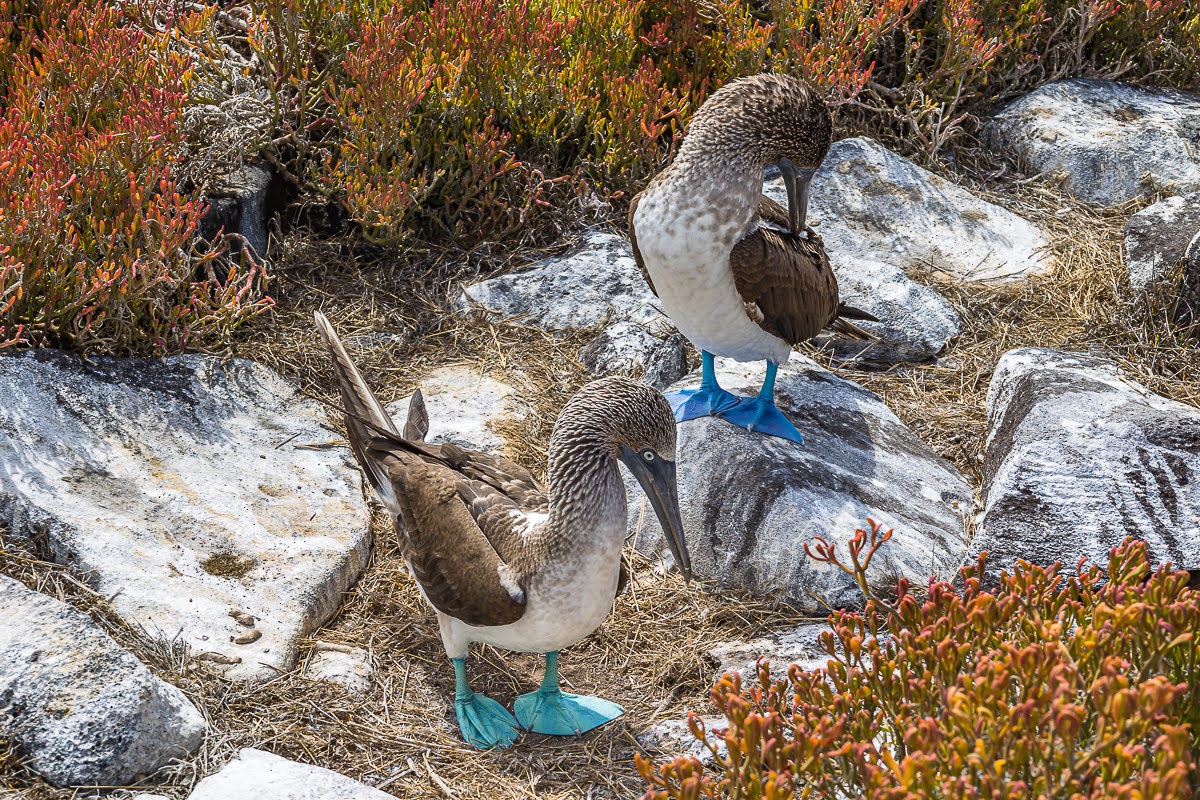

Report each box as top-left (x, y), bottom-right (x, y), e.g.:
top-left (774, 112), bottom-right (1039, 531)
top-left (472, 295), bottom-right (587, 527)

top-left (2, 171), bottom-right (1198, 799)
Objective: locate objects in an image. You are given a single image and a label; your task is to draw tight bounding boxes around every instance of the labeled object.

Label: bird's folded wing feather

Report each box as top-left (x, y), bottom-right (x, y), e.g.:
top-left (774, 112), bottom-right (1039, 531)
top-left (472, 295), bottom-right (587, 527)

top-left (729, 196), bottom-right (838, 345)
top-left (385, 456), bottom-right (529, 628)
top-left (628, 192), bottom-right (656, 296)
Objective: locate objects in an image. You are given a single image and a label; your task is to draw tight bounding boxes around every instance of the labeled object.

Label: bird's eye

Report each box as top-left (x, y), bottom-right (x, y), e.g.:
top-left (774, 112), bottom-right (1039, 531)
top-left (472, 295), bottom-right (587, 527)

top-left (642, 450), bottom-right (656, 462)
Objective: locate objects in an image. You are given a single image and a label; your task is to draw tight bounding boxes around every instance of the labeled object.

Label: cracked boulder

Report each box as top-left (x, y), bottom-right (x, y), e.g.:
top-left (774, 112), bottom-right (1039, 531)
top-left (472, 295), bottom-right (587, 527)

top-left (0, 575), bottom-right (206, 787)
top-left (630, 357), bottom-right (973, 613)
top-left (985, 79), bottom-right (1200, 205)
top-left (975, 348), bottom-right (1200, 574)
top-left (0, 351), bottom-right (372, 681)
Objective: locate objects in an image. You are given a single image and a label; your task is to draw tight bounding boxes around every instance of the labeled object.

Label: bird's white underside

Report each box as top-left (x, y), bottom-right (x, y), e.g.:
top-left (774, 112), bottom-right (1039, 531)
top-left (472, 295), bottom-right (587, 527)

top-left (633, 180), bottom-right (793, 365)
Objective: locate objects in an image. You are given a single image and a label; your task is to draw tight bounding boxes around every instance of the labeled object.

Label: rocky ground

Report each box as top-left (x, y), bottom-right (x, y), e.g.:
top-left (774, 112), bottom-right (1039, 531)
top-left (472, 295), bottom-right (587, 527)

top-left (1, 78), bottom-right (1199, 798)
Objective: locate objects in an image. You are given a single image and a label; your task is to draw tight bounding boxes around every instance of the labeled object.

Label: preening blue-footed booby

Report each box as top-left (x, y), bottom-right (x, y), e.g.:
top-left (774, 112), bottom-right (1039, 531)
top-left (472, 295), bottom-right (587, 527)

top-left (630, 73), bottom-right (875, 443)
top-left (314, 312), bottom-right (691, 748)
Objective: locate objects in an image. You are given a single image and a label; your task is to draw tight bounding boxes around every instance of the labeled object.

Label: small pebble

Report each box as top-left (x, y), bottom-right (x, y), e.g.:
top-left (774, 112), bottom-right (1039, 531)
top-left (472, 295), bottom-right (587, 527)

top-left (233, 630), bottom-right (262, 645)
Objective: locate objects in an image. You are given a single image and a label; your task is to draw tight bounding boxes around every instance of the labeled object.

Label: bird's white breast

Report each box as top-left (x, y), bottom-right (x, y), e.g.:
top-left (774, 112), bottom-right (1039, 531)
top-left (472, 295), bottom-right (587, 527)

top-left (634, 181), bottom-right (792, 365)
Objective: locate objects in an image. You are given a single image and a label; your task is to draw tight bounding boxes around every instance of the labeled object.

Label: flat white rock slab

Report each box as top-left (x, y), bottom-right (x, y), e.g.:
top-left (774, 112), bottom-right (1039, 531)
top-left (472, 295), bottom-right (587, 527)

top-left (986, 79), bottom-right (1200, 205)
top-left (189, 748), bottom-right (392, 799)
top-left (385, 365), bottom-right (528, 454)
top-left (0, 575), bottom-right (205, 787)
top-left (976, 348), bottom-right (1200, 573)
top-left (631, 358), bottom-right (972, 612)
top-left (768, 136), bottom-right (1053, 284)
top-left (0, 351), bottom-right (372, 681)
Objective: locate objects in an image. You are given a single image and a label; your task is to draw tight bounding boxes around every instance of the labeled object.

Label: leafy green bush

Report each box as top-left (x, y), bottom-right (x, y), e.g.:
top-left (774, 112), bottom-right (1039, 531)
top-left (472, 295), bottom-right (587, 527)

top-left (638, 525), bottom-right (1198, 799)
top-left (0, 0), bottom-right (271, 352)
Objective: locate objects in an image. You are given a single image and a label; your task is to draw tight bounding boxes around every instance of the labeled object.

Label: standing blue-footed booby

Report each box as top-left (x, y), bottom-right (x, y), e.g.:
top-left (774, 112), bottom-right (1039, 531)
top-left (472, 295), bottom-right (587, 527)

top-left (314, 312), bottom-right (691, 749)
top-left (630, 73), bottom-right (875, 443)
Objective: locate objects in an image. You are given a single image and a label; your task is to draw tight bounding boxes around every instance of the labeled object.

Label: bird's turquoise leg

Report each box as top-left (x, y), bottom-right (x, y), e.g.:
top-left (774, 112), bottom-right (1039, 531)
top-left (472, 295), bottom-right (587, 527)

top-left (514, 652), bottom-right (624, 736)
top-left (452, 657), bottom-right (520, 749)
top-left (717, 362), bottom-right (804, 443)
top-left (665, 351), bottom-right (742, 422)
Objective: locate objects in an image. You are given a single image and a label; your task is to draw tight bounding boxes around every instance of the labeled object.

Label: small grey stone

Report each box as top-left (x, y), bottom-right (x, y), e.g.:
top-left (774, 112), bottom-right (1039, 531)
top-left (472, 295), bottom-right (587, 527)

top-left (637, 717), bottom-right (727, 765)
top-left (641, 334), bottom-right (690, 391)
top-left (708, 622), bottom-right (833, 681)
top-left (204, 164), bottom-right (273, 259)
top-left (188, 748), bottom-right (394, 799)
top-left (0, 350), bottom-right (372, 682)
top-left (629, 357), bottom-right (972, 612)
top-left (985, 79), bottom-right (1200, 205)
top-left (976, 348), bottom-right (1200, 574)
top-left (1125, 193), bottom-right (1200, 293)
top-left (578, 322), bottom-right (689, 390)
top-left (0, 575), bottom-right (205, 787)
top-left (812, 257), bottom-right (961, 366)
top-left (303, 644), bottom-right (372, 693)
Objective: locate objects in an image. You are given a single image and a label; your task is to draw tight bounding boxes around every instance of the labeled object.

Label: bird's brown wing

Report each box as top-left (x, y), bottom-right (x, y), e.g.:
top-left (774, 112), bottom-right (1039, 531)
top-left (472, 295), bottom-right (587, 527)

top-left (628, 191), bottom-right (657, 296)
top-left (315, 311), bottom-right (530, 628)
top-left (382, 455), bottom-right (528, 627)
top-left (729, 196), bottom-right (839, 345)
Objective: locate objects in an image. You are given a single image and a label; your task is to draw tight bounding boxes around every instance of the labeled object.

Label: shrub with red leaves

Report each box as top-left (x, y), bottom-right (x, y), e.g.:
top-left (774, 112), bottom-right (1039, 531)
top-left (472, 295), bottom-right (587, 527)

top-left (638, 525), bottom-right (1198, 799)
top-left (0, 0), bottom-right (270, 352)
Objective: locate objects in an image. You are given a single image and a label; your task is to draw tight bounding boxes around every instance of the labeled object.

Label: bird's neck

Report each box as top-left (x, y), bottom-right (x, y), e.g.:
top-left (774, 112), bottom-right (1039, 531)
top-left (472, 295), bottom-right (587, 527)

top-left (542, 437), bottom-right (628, 557)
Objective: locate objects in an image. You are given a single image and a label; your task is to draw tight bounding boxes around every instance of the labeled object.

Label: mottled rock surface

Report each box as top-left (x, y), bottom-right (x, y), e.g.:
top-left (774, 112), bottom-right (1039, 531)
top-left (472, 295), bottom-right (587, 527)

top-left (986, 79), bottom-right (1200, 205)
top-left (768, 136), bottom-right (1053, 284)
top-left (708, 622), bottom-right (833, 680)
top-left (456, 231), bottom-right (669, 332)
top-left (0, 575), bottom-right (205, 787)
top-left (0, 351), bottom-right (372, 681)
top-left (578, 323), bottom-right (690, 389)
top-left (1124, 193), bottom-right (1200, 293)
top-left (813, 257), bottom-right (961, 366)
top-left (188, 748), bottom-right (393, 799)
top-left (631, 358), bottom-right (973, 612)
top-left (976, 348), bottom-right (1200, 573)
top-left (385, 366), bottom-right (528, 454)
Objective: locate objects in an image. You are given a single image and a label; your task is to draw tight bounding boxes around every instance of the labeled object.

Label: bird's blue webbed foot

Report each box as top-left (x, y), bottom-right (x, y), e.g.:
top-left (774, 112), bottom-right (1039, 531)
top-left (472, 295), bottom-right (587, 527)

top-left (453, 658), bottom-right (520, 749)
top-left (716, 362), bottom-right (804, 444)
top-left (514, 652), bottom-right (624, 736)
top-left (665, 350), bottom-right (742, 422)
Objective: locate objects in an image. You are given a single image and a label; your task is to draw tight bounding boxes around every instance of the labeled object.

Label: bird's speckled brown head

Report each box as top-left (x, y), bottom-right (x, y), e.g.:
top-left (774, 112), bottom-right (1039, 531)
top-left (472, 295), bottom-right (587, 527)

top-left (679, 73), bottom-right (832, 170)
top-left (549, 376), bottom-right (676, 464)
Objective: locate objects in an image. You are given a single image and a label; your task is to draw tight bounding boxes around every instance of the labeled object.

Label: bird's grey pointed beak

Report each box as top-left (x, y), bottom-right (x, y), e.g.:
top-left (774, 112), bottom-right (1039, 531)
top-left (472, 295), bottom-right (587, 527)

top-left (778, 158), bottom-right (815, 236)
top-left (621, 447), bottom-right (692, 581)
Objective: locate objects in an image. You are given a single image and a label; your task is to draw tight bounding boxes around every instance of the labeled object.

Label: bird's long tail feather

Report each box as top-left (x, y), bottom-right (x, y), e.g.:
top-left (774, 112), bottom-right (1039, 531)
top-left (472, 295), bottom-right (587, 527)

top-left (828, 302), bottom-right (878, 341)
top-left (313, 311), bottom-right (400, 503)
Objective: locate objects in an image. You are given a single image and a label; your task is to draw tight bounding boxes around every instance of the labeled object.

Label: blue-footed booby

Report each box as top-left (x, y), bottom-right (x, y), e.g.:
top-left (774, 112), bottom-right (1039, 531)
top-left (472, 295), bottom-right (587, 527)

top-left (314, 312), bottom-right (691, 748)
top-left (630, 73), bottom-right (875, 443)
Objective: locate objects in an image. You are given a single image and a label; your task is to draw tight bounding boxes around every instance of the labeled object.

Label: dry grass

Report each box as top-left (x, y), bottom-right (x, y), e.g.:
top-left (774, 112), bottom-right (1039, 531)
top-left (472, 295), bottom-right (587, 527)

top-left (3, 168), bottom-right (1199, 799)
